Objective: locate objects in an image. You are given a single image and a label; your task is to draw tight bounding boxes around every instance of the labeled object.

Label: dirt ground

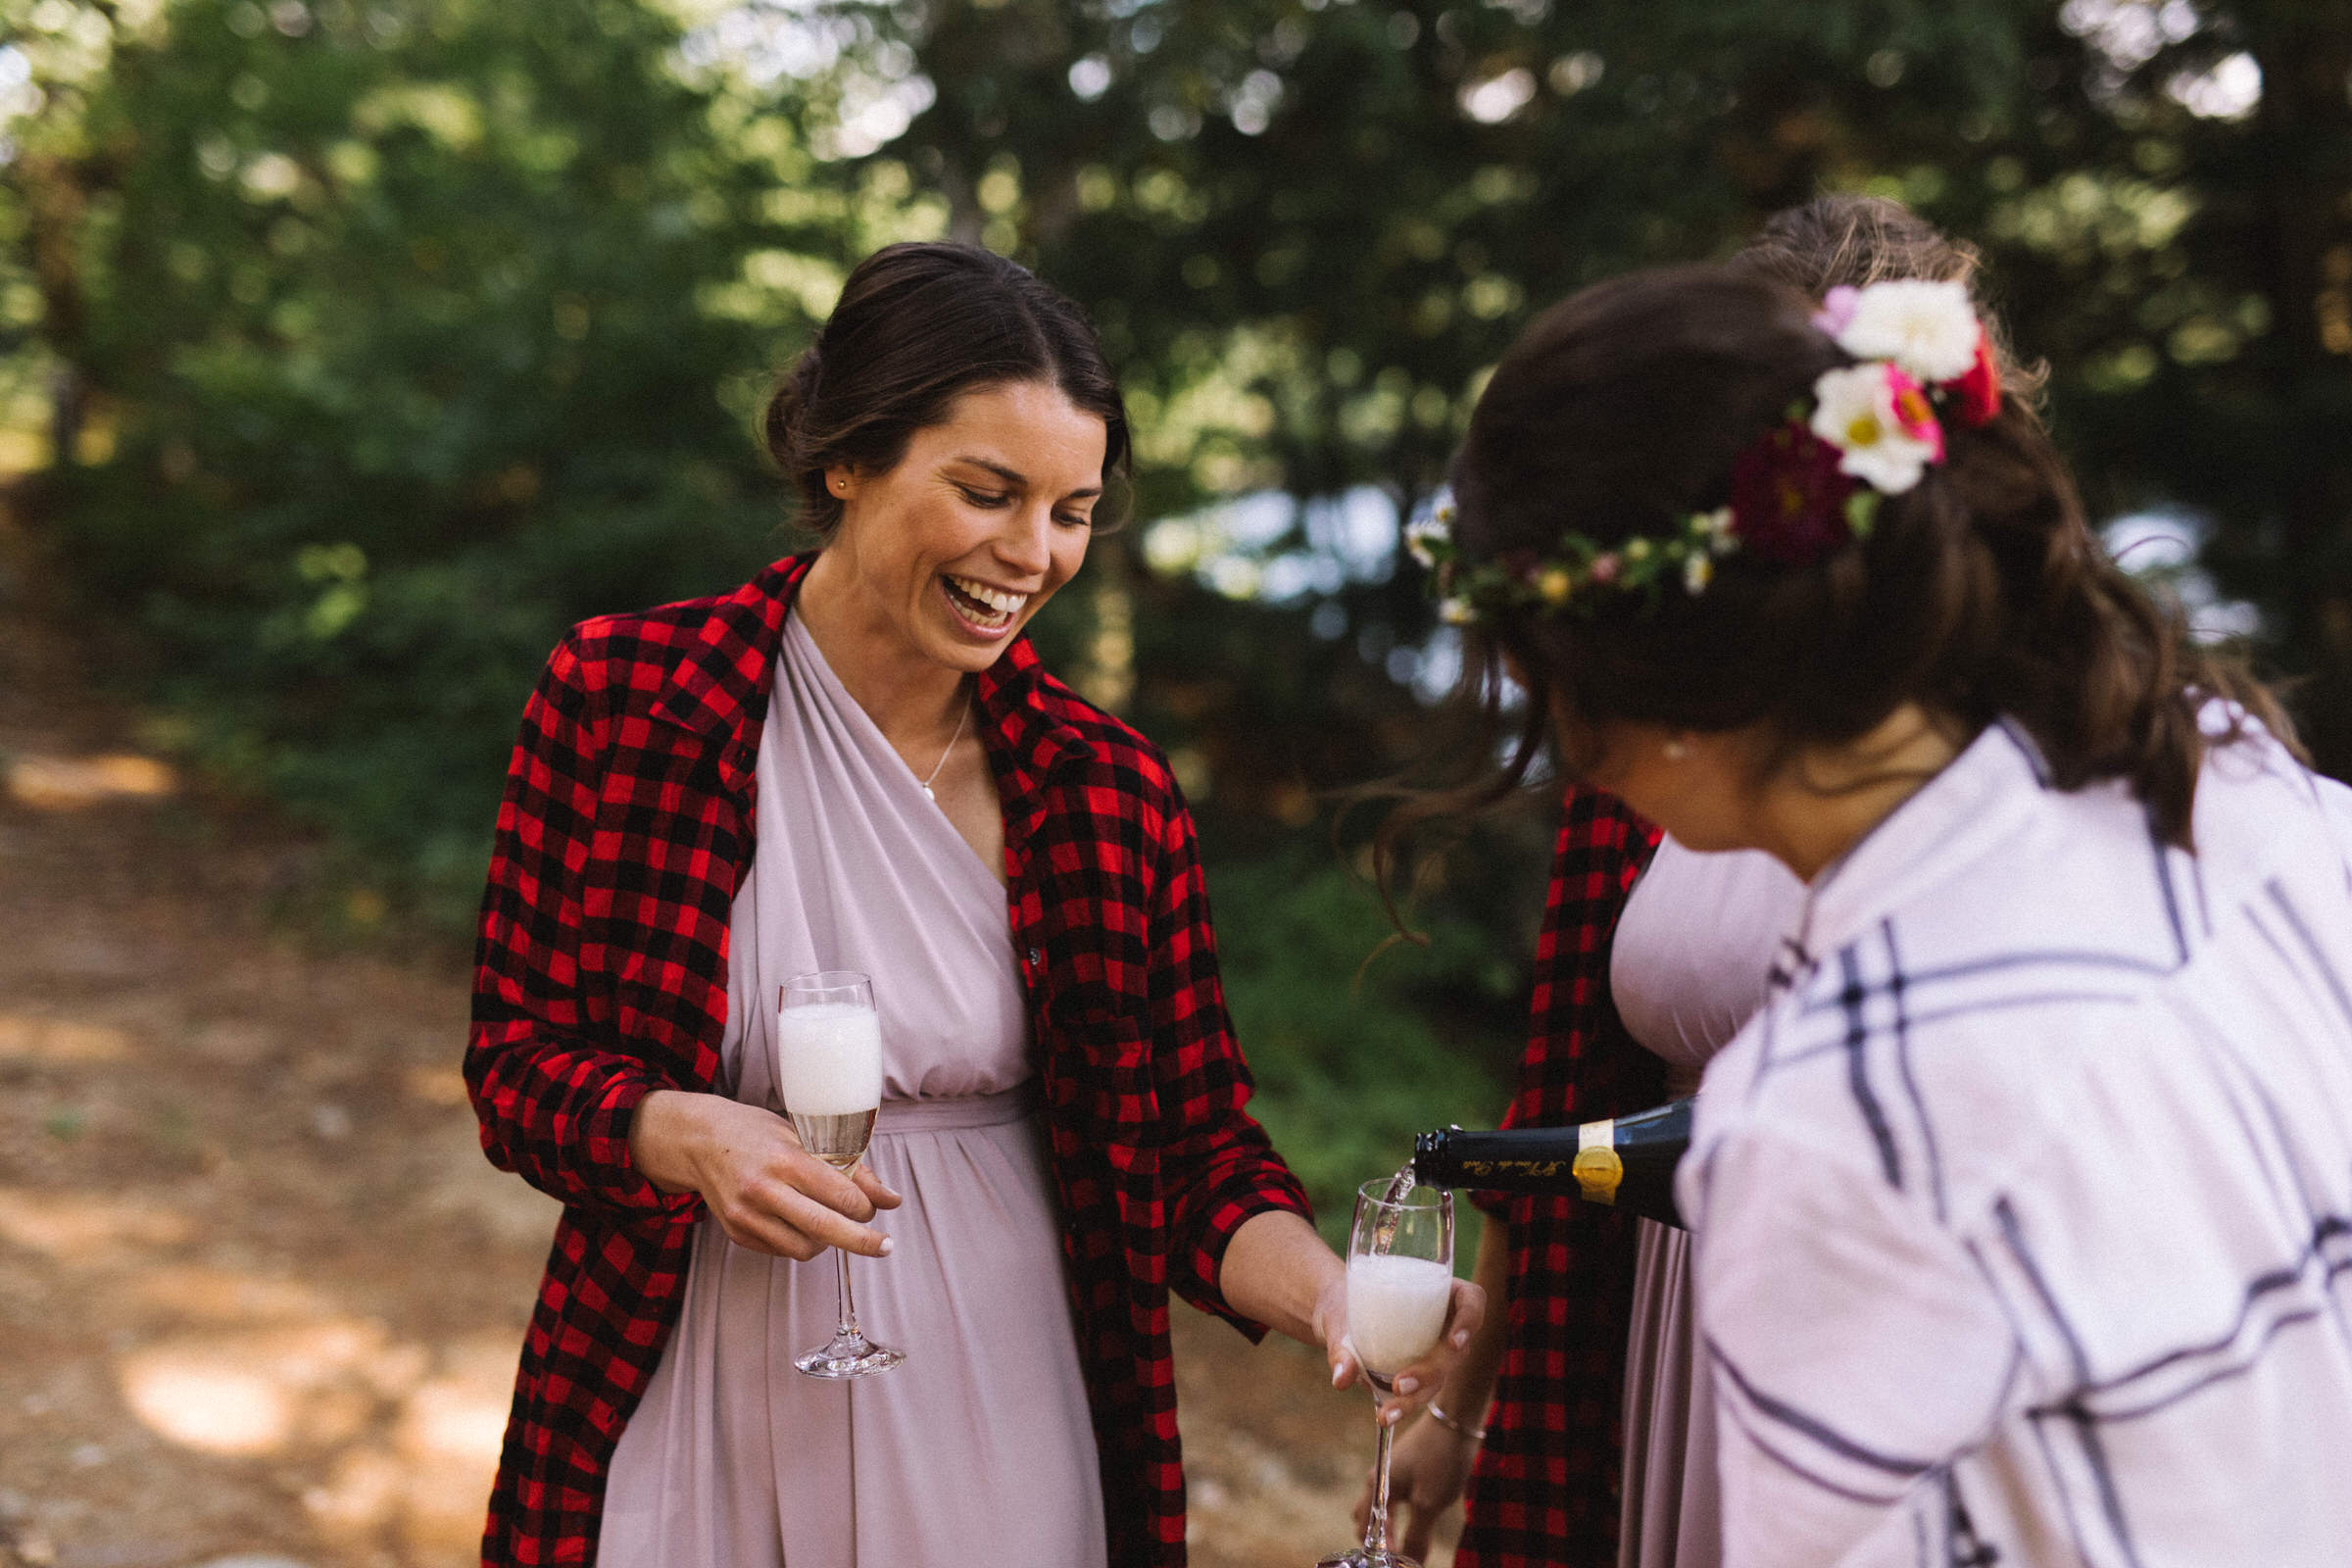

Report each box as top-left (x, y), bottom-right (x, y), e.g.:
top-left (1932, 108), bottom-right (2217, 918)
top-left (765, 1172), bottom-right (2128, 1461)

top-left (0, 514), bottom-right (1458, 1568)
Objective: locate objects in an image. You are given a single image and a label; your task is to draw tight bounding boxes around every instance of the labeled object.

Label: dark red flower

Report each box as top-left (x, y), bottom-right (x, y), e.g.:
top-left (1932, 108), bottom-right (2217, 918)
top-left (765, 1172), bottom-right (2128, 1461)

top-left (1949, 328), bottom-right (2001, 427)
top-left (1727, 421), bottom-right (1859, 565)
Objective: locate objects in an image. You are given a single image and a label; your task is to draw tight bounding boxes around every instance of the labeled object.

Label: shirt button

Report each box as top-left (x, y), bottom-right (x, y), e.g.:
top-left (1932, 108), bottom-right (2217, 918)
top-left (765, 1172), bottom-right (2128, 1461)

top-left (1027, 947), bottom-right (1043, 966)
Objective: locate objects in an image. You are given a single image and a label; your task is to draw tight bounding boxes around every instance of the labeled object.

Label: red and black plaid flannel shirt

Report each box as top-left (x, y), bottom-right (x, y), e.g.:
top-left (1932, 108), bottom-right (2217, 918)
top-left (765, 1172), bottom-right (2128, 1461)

top-left (465, 555), bottom-right (1311, 1566)
top-left (1455, 787), bottom-right (1662, 1568)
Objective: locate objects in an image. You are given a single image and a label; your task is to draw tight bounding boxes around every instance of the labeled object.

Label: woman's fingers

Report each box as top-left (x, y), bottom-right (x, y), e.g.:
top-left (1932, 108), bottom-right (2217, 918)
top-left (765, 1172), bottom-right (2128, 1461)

top-left (1381, 1280), bottom-right (1491, 1413)
top-left (851, 1161), bottom-right (905, 1210)
top-left (776, 1152), bottom-right (877, 1222)
top-left (768, 1181), bottom-right (892, 1256)
top-left (721, 1194), bottom-right (889, 1260)
top-left (1442, 1277), bottom-right (1487, 1345)
top-left (712, 1162), bottom-right (892, 1259)
top-left (1328, 1337), bottom-right (1362, 1393)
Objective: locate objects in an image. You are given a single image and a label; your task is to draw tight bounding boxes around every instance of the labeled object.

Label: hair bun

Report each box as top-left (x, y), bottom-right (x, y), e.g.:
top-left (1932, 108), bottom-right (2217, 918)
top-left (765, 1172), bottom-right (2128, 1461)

top-left (764, 345), bottom-right (823, 466)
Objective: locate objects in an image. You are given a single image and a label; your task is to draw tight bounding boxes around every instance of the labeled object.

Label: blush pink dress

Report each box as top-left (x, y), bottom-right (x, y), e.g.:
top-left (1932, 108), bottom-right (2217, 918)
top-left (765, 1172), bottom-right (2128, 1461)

top-left (1608, 838), bottom-right (1804, 1568)
top-left (599, 611), bottom-right (1106, 1566)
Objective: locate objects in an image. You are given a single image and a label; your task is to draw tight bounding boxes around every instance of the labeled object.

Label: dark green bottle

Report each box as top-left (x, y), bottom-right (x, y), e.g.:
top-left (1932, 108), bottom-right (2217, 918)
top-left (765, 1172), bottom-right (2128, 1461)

top-left (1411, 1098), bottom-right (1694, 1228)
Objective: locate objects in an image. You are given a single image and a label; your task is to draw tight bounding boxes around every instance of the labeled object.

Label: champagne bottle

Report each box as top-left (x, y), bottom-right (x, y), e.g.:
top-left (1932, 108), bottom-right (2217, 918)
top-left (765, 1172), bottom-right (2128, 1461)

top-left (1411, 1097), bottom-right (1693, 1228)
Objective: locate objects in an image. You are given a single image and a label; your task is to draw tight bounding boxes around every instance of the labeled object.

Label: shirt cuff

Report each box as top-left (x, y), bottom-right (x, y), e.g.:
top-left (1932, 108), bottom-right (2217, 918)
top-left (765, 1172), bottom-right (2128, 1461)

top-left (584, 1073), bottom-right (707, 1232)
top-left (1182, 1179), bottom-right (1315, 1341)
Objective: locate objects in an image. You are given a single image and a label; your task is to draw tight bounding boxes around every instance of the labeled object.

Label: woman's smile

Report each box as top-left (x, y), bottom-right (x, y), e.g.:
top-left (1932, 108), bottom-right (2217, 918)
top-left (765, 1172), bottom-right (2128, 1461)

top-left (938, 571), bottom-right (1030, 637)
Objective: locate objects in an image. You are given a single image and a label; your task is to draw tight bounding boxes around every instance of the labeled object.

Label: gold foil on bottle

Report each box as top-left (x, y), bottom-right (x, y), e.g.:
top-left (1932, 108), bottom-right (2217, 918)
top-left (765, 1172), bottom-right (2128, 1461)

top-left (1573, 1118), bottom-right (1623, 1203)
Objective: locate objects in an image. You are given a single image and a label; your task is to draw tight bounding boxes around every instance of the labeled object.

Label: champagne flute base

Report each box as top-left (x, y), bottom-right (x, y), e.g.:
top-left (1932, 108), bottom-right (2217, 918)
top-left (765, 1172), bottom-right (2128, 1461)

top-left (794, 1330), bottom-right (906, 1379)
top-left (1314, 1550), bottom-right (1417, 1567)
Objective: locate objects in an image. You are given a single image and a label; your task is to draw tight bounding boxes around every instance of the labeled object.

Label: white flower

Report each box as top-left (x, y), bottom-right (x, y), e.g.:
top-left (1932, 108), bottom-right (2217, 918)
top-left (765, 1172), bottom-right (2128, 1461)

top-left (1810, 364), bottom-right (1939, 494)
top-left (1831, 278), bottom-right (1982, 384)
top-left (1438, 595), bottom-right (1476, 625)
top-left (1692, 506), bottom-right (1736, 547)
top-left (1404, 515), bottom-right (1449, 568)
top-left (1683, 551), bottom-right (1713, 594)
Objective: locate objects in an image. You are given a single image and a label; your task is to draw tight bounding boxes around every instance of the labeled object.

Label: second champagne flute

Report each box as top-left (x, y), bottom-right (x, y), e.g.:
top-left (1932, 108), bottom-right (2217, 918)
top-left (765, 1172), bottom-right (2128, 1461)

top-left (776, 969), bottom-right (905, 1378)
top-left (1318, 1179), bottom-right (1454, 1568)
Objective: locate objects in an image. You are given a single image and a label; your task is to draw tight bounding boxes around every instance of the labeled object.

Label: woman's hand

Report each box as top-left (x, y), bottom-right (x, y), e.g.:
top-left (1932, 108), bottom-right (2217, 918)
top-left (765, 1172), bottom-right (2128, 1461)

top-left (629, 1090), bottom-right (901, 1259)
top-left (1317, 1271), bottom-right (1487, 1428)
top-left (1353, 1409), bottom-right (1481, 1560)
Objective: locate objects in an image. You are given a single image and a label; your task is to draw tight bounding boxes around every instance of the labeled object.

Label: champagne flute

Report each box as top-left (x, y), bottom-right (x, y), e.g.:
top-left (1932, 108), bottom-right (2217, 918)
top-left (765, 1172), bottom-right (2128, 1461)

top-left (776, 970), bottom-right (905, 1378)
top-left (1318, 1178), bottom-right (1454, 1568)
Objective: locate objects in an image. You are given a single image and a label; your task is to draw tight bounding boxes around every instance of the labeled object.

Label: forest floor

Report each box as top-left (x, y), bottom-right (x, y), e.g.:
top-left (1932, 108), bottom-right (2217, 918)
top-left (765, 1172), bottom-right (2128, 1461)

top-left (0, 508), bottom-right (1458, 1568)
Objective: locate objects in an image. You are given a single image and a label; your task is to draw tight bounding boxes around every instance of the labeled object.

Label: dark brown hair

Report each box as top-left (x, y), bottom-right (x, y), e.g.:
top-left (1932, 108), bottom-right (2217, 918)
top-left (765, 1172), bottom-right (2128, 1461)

top-left (764, 243), bottom-right (1133, 537)
top-left (1417, 264), bottom-right (2273, 858)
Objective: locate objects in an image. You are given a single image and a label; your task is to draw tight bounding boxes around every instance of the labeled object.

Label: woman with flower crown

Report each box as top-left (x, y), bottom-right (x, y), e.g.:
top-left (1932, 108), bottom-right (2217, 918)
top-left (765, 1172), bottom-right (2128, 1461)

top-left (1394, 259), bottom-right (2352, 1566)
top-left (1369, 197), bottom-right (2043, 1568)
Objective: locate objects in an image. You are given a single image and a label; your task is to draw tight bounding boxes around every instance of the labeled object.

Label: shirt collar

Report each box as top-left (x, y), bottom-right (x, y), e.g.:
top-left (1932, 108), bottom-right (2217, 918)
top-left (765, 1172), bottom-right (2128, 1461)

top-left (648, 556), bottom-right (807, 757)
top-left (974, 636), bottom-right (1099, 779)
top-left (1794, 719), bottom-right (2046, 964)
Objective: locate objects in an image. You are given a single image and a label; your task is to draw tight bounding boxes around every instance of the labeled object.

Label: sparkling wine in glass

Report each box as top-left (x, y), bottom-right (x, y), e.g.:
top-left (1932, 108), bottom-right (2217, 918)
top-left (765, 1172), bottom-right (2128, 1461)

top-left (1318, 1172), bottom-right (1454, 1568)
top-left (777, 970), bottom-right (904, 1378)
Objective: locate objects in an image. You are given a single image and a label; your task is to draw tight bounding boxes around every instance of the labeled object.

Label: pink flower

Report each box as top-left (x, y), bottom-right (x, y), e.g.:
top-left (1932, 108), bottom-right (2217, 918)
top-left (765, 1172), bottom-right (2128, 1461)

top-left (1590, 552), bottom-right (1622, 584)
top-left (1811, 285), bottom-right (1861, 339)
top-left (1886, 368), bottom-right (1946, 463)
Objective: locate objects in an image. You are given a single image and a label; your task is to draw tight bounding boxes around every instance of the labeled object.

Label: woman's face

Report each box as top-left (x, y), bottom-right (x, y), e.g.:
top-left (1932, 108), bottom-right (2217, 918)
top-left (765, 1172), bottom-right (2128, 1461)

top-left (826, 379), bottom-right (1107, 673)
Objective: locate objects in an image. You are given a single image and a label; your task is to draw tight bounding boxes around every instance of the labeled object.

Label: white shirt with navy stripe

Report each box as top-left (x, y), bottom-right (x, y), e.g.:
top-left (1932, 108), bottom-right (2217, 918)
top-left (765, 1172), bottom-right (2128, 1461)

top-left (1681, 717), bottom-right (2352, 1568)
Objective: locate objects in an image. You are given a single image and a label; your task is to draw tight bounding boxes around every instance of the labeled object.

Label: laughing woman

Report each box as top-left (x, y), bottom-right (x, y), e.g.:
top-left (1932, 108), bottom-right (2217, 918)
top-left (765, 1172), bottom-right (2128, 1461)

top-left (465, 243), bottom-right (1479, 1567)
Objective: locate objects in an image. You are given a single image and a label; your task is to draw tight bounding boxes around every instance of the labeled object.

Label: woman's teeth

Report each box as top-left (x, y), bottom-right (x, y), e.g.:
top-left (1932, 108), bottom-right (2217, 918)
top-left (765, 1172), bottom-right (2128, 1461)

top-left (944, 574), bottom-right (1026, 627)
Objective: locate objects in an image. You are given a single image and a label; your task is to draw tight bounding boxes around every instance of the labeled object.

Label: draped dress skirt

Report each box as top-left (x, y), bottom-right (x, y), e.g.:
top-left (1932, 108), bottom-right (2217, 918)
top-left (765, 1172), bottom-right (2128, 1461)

top-left (600, 611), bottom-right (1106, 1567)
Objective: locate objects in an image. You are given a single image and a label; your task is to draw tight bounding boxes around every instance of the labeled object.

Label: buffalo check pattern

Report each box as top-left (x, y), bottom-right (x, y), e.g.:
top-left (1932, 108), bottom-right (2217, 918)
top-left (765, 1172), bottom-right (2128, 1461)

top-left (466, 555), bottom-right (1309, 1566)
top-left (1456, 787), bottom-right (1664, 1568)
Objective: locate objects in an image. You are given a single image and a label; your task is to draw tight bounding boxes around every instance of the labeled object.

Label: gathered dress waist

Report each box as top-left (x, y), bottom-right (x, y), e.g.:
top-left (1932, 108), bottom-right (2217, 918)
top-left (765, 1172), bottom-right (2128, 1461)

top-left (869, 1080), bottom-right (1042, 1133)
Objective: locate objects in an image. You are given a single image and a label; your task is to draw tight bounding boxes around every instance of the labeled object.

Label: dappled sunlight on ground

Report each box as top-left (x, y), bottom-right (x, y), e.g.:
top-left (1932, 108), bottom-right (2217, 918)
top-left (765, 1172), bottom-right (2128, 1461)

top-left (0, 1015), bottom-right (135, 1065)
top-left (4, 752), bottom-right (178, 811)
top-left (0, 1189), bottom-right (193, 1261)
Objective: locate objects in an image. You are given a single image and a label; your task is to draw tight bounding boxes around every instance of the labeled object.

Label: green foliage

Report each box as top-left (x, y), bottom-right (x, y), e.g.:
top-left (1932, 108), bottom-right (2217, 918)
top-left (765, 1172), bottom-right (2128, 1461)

top-left (17, 0), bottom-right (881, 916)
top-left (1207, 847), bottom-right (1523, 1233)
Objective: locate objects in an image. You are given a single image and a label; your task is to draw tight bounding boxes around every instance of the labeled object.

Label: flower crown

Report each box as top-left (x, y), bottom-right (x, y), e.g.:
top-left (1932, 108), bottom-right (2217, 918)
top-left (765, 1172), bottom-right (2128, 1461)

top-left (1410, 278), bottom-right (2003, 624)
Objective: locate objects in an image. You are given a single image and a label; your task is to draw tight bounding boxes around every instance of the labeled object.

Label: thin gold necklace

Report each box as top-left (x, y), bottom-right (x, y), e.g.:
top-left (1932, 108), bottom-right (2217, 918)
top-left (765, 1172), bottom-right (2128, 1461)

top-left (919, 699), bottom-right (969, 802)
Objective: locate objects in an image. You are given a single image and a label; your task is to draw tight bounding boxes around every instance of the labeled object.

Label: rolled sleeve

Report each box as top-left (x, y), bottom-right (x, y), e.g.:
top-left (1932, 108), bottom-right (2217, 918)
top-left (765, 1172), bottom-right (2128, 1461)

top-left (1146, 780), bottom-right (1313, 1334)
top-left (466, 636), bottom-right (702, 1234)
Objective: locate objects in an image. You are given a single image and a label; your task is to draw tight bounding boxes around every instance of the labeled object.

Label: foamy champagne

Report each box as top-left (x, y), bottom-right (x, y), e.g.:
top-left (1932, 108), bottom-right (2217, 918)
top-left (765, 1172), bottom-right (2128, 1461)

top-left (1346, 1252), bottom-right (1453, 1381)
top-left (776, 1001), bottom-right (884, 1169)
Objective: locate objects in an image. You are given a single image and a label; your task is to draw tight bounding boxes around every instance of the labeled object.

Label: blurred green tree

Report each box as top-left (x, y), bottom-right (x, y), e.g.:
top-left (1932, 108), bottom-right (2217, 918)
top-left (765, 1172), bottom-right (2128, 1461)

top-left (834, 0), bottom-right (2349, 773)
top-left (3, 0), bottom-right (885, 917)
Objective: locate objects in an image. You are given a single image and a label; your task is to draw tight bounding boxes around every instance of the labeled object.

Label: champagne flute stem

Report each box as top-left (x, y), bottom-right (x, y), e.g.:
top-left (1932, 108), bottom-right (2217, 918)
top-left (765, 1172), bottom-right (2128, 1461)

top-left (1362, 1397), bottom-right (1397, 1554)
top-left (833, 1246), bottom-right (860, 1339)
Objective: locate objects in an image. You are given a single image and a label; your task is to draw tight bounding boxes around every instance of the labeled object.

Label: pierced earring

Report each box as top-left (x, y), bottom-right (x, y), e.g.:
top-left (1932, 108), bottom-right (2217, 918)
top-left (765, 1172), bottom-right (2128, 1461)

top-left (1663, 739), bottom-right (1690, 761)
